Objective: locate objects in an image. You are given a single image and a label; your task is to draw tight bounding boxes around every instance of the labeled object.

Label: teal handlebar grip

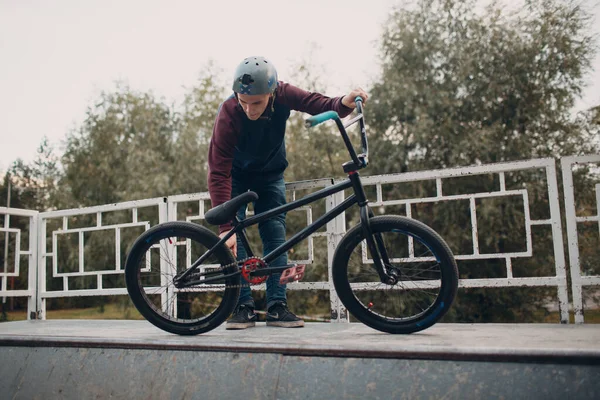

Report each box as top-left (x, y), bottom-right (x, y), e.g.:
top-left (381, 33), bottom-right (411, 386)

top-left (305, 111), bottom-right (339, 128)
top-left (354, 96), bottom-right (363, 103)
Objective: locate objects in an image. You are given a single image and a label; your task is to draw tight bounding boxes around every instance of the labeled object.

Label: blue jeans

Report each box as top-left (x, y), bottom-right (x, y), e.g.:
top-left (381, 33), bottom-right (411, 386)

top-left (232, 176), bottom-right (287, 309)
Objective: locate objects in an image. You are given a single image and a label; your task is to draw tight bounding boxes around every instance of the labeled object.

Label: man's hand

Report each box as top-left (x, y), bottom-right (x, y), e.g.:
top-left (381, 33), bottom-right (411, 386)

top-left (220, 230), bottom-right (237, 257)
top-left (342, 88), bottom-right (369, 108)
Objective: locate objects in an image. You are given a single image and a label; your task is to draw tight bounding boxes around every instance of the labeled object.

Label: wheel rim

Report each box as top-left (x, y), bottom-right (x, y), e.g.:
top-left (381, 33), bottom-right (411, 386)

top-left (133, 230), bottom-right (231, 325)
top-left (344, 228), bottom-right (445, 323)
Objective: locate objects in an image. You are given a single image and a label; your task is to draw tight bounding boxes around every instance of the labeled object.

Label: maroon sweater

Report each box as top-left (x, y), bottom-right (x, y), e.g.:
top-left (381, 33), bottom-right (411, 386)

top-left (208, 82), bottom-right (353, 231)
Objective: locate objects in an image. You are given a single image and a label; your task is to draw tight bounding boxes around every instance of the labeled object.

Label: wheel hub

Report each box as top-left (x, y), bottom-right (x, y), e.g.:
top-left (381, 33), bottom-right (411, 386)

top-left (385, 267), bottom-right (399, 285)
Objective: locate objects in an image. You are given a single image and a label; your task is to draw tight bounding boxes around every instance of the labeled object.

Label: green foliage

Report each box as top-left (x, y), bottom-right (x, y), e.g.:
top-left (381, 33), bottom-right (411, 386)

top-left (370, 0), bottom-right (598, 173)
top-left (2, 138), bottom-right (61, 211)
top-left (61, 84), bottom-right (177, 205)
top-left (59, 65), bottom-right (227, 207)
top-left (284, 61), bottom-right (351, 181)
top-left (173, 62), bottom-right (227, 193)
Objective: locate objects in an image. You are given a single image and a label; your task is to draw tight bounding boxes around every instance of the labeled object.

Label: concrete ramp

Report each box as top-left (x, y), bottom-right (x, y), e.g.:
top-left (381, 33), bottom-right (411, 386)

top-left (1, 321), bottom-right (599, 399)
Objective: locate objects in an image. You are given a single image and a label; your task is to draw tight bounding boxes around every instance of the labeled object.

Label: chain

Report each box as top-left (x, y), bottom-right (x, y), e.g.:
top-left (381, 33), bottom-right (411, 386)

top-left (192, 256), bottom-right (265, 290)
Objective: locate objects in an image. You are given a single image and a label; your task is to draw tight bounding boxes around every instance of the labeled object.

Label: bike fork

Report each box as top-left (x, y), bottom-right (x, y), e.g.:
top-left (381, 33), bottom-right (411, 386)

top-left (359, 205), bottom-right (396, 285)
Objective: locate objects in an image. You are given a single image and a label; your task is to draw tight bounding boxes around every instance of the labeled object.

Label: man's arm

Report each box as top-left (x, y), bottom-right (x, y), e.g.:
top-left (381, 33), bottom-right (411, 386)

top-left (276, 82), bottom-right (367, 117)
top-left (207, 100), bottom-right (239, 233)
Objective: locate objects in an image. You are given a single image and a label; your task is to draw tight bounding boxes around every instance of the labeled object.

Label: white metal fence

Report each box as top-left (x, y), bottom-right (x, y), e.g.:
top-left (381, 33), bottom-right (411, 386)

top-left (35, 198), bottom-right (168, 319)
top-left (561, 155), bottom-right (600, 323)
top-left (0, 208), bottom-right (37, 318)
top-left (1, 156), bottom-right (598, 323)
top-left (358, 158), bottom-right (570, 322)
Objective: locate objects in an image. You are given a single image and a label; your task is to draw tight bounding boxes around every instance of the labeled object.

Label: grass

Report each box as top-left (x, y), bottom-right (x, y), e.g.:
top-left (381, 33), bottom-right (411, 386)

top-left (541, 309), bottom-right (600, 324)
top-left (2, 306), bottom-right (600, 324)
top-left (1, 303), bottom-right (144, 322)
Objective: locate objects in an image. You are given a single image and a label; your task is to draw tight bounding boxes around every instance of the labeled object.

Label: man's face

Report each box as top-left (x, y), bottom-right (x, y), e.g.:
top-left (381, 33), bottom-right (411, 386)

top-left (237, 93), bottom-right (271, 120)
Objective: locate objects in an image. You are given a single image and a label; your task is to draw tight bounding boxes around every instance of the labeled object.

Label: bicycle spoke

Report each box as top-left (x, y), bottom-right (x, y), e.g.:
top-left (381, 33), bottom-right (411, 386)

top-left (135, 232), bottom-right (229, 323)
top-left (345, 227), bottom-right (444, 322)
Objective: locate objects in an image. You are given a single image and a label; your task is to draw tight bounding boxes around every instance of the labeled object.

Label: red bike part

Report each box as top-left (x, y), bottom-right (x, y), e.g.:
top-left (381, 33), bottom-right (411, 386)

top-left (241, 258), bottom-right (268, 284)
top-left (279, 265), bottom-right (305, 285)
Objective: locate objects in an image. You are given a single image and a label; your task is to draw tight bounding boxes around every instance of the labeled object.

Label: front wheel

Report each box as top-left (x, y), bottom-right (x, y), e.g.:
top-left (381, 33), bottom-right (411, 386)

top-left (125, 221), bottom-right (240, 335)
top-left (333, 215), bottom-right (458, 334)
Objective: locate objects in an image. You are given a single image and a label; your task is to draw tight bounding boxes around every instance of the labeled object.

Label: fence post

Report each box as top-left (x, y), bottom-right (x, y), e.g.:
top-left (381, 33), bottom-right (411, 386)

top-left (27, 213), bottom-right (39, 319)
top-left (561, 155), bottom-right (600, 324)
top-left (545, 163), bottom-right (569, 323)
top-left (327, 179), bottom-right (348, 323)
top-left (36, 216), bottom-right (46, 320)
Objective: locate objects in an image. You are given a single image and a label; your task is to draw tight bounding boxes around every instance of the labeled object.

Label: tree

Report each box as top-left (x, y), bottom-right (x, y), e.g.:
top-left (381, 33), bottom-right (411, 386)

top-left (61, 65), bottom-right (228, 206)
top-left (172, 62), bottom-right (227, 194)
top-left (284, 58), bottom-right (351, 182)
top-left (592, 106), bottom-right (600, 125)
top-left (60, 85), bottom-right (177, 205)
top-left (5, 138), bottom-right (61, 211)
top-left (370, 0), bottom-right (598, 173)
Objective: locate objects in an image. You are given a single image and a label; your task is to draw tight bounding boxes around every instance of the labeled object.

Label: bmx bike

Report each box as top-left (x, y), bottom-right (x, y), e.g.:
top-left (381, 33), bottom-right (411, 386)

top-left (125, 97), bottom-right (458, 335)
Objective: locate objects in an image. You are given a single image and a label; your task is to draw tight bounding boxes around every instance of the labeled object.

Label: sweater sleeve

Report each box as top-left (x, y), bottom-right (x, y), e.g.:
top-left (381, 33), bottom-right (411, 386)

top-left (276, 82), bottom-right (354, 118)
top-left (207, 100), bottom-right (239, 233)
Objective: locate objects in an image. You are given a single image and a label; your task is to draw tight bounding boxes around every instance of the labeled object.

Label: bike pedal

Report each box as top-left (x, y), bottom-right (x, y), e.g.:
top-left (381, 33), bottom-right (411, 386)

top-left (279, 265), bottom-right (305, 285)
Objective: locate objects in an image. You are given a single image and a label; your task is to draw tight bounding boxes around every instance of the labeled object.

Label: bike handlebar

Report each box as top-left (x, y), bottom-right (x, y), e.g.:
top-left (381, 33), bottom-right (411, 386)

top-left (305, 96), bottom-right (368, 172)
top-left (305, 110), bottom-right (339, 128)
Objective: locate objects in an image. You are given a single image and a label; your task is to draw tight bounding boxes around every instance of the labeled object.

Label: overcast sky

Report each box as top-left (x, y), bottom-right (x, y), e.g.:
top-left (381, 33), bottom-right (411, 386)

top-left (1, 0), bottom-right (598, 173)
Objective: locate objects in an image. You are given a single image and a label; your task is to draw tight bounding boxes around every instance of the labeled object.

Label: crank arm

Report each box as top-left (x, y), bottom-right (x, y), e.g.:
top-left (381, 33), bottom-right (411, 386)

top-left (250, 265), bottom-right (293, 277)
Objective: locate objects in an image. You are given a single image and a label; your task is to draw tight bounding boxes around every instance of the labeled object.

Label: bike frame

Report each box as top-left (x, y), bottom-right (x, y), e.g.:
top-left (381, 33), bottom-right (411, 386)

top-left (176, 98), bottom-right (394, 287)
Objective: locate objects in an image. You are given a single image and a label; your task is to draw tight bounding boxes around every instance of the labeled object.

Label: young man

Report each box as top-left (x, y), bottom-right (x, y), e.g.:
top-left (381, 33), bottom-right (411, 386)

top-left (208, 56), bottom-right (368, 329)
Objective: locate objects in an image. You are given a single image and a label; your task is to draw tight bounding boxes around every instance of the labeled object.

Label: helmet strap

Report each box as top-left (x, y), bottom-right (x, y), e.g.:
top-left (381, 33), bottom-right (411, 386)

top-left (270, 92), bottom-right (276, 114)
top-left (257, 93), bottom-right (276, 121)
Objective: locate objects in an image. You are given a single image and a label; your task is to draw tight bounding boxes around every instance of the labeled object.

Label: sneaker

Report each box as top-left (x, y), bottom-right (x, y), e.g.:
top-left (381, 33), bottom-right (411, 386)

top-left (226, 304), bottom-right (257, 330)
top-left (266, 302), bottom-right (305, 328)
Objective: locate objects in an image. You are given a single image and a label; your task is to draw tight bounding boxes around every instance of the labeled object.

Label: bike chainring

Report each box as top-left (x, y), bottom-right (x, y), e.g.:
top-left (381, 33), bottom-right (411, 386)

top-left (241, 257), bottom-right (268, 285)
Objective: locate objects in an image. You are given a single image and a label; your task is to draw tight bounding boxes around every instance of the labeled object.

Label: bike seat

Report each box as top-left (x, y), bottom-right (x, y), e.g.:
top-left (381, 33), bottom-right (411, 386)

top-left (204, 191), bottom-right (259, 226)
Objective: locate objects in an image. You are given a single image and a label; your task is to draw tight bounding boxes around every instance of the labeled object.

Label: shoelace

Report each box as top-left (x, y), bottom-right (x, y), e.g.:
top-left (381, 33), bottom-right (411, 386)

top-left (269, 305), bottom-right (291, 318)
top-left (235, 305), bottom-right (254, 315)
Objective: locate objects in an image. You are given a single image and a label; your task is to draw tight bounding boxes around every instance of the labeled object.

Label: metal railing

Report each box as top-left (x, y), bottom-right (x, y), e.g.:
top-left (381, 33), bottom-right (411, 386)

top-left (346, 158), bottom-right (570, 322)
top-left (561, 155), bottom-right (600, 323)
top-left (1, 156), bottom-right (598, 323)
top-left (0, 207), bottom-right (37, 318)
top-left (33, 198), bottom-right (168, 319)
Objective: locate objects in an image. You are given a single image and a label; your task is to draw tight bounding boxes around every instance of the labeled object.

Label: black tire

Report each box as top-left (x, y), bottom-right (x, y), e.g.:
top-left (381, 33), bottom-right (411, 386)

top-left (333, 215), bottom-right (458, 334)
top-left (125, 221), bottom-right (240, 335)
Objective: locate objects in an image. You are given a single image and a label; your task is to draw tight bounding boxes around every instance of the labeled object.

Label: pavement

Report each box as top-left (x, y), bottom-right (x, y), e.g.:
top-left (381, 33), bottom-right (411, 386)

top-left (1, 320), bottom-right (599, 363)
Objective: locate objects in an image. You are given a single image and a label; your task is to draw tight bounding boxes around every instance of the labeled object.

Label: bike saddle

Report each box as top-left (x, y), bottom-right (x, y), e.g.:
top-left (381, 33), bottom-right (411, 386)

top-left (204, 191), bottom-right (259, 225)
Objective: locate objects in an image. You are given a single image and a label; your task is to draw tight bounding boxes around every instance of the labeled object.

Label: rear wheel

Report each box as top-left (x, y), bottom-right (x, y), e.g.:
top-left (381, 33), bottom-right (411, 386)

top-left (125, 221), bottom-right (240, 335)
top-left (333, 215), bottom-right (458, 334)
